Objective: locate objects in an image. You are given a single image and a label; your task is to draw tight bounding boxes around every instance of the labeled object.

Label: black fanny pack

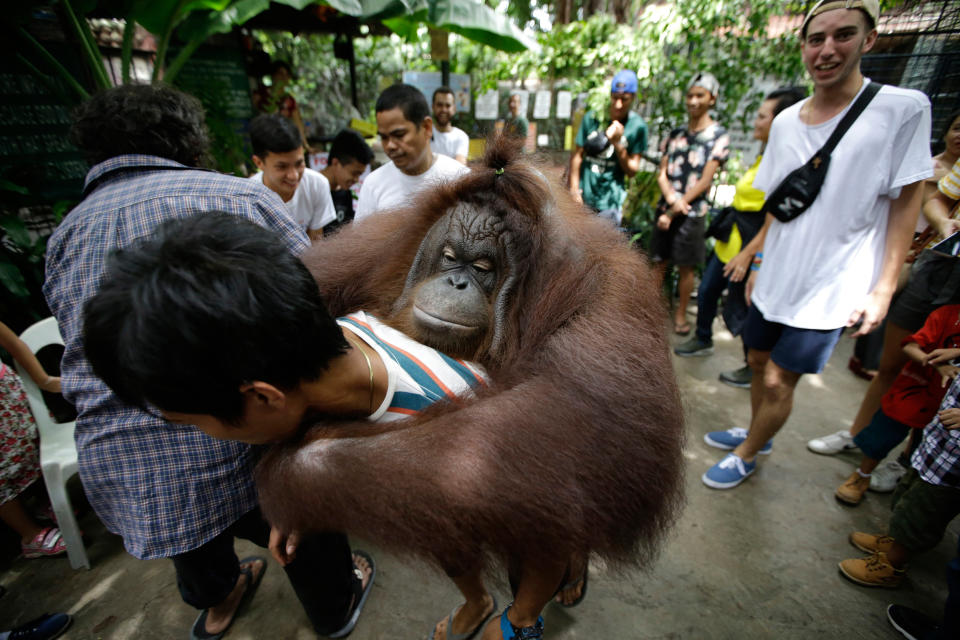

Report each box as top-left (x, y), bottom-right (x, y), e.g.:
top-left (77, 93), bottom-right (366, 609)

top-left (763, 82), bottom-right (881, 223)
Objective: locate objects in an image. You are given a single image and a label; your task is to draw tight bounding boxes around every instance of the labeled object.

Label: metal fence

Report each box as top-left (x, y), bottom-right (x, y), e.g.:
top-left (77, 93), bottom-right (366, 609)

top-left (862, 0), bottom-right (960, 147)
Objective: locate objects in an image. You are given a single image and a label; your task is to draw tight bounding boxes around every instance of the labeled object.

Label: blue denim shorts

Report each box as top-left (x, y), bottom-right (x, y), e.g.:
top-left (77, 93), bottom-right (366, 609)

top-left (743, 305), bottom-right (844, 374)
top-left (853, 409), bottom-right (912, 460)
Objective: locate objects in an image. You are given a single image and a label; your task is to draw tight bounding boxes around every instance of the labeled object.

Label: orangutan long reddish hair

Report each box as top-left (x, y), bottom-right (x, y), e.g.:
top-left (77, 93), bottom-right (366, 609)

top-left (256, 134), bottom-right (685, 575)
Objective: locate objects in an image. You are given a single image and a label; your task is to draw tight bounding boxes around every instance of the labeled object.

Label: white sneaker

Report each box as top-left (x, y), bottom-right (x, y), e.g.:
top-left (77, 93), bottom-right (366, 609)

top-left (869, 460), bottom-right (907, 493)
top-left (807, 429), bottom-right (857, 455)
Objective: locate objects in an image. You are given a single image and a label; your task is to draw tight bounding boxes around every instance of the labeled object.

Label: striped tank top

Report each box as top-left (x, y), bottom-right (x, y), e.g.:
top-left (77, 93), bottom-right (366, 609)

top-left (337, 312), bottom-right (488, 422)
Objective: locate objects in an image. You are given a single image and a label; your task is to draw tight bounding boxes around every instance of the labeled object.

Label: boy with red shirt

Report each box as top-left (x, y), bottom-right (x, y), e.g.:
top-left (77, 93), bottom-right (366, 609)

top-left (836, 304), bottom-right (960, 505)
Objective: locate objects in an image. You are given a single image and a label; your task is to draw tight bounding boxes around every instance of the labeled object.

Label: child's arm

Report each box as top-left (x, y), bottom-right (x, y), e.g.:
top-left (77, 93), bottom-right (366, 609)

top-left (924, 347), bottom-right (960, 366)
top-left (905, 342), bottom-right (960, 388)
top-left (0, 321), bottom-right (61, 393)
top-left (902, 341), bottom-right (929, 365)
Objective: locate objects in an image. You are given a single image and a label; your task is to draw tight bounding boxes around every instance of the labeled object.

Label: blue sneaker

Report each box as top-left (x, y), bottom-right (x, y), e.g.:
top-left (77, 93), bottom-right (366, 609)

top-left (702, 453), bottom-right (756, 489)
top-left (703, 427), bottom-right (772, 455)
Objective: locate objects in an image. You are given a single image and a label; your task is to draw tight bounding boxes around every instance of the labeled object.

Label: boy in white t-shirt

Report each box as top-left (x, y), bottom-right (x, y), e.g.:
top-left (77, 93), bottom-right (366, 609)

top-left (356, 84), bottom-right (468, 221)
top-left (249, 114), bottom-right (335, 243)
top-left (702, 0), bottom-right (933, 490)
top-left (430, 86), bottom-right (469, 164)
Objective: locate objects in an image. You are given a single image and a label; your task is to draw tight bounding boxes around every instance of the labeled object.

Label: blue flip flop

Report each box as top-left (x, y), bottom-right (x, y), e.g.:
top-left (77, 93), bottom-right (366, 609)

top-left (427, 596), bottom-right (498, 640)
top-left (190, 555), bottom-right (267, 640)
top-left (328, 550), bottom-right (376, 638)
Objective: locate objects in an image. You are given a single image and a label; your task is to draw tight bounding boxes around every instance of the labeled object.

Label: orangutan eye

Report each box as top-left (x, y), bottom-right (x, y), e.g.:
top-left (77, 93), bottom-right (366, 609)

top-left (442, 247), bottom-right (456, 261)
top-left (472, 259), bottom-right (493, 273)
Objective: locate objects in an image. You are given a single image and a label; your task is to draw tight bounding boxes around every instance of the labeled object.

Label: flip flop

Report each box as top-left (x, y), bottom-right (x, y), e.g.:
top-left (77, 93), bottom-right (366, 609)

top-left (328, 550), bottom-right (376, 638)
top-left (428, 596), bottom-right (498, 640)
top-left (556, 563), bottom-right (588, 608)
top-left (674, 323), bottom-right (691, 336)
top-left (190, 555), bottom-right (267, 640)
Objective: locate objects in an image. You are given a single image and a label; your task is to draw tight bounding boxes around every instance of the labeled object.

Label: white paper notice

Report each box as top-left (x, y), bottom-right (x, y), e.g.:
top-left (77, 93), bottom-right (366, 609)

top-left (533, 90), bottom-right (551, 119)
top-left (475, 90), bottom-right (499, 120)
top-left (556, 91), bottom-right (572, 119)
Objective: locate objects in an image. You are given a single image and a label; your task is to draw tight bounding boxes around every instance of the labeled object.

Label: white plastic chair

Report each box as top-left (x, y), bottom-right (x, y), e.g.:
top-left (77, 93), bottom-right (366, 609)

top-left (14, 316), bottom-right (89, 569)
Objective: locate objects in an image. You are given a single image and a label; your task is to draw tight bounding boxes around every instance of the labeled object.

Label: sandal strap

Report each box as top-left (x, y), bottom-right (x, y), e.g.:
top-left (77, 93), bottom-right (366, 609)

top-left (499, 606), bottom-right (544, 640)
top-left (34, 527), bottom-right (63, 551)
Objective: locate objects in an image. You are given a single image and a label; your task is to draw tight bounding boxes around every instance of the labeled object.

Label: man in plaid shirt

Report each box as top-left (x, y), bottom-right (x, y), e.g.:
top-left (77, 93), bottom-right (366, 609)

top-left (43, 85), bottom-right (373, 639)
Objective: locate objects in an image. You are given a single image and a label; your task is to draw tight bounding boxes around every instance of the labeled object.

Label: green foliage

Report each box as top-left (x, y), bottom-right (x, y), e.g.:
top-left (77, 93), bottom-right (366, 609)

top-left (0, 180), bottom-right (71, 325)
top-left (477, 2), bottom-right (809, 236)
top-left (256, 29), bottom-right (433, 131)
top-left (493, 2), bottom-right (808, 137)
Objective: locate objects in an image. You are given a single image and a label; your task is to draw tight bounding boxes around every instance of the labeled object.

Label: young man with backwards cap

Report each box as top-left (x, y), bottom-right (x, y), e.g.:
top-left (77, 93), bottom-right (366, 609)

top-left (650, 71), bottom-right (730, 336)
top-left (568, 70), bottom-right (648, 226)
top-left (701, 0), bottom-right (933, 491)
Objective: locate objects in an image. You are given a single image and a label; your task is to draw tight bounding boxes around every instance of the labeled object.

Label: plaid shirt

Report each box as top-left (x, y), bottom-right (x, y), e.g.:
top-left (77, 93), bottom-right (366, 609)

top-left (43, 155), bottom-right (309, 559)
top-left (911, 374), bottom-right (960, 489)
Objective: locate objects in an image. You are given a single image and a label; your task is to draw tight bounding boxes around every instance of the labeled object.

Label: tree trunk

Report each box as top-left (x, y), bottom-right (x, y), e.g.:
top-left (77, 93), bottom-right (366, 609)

top-left (613, 0), bottom-right (631, 23)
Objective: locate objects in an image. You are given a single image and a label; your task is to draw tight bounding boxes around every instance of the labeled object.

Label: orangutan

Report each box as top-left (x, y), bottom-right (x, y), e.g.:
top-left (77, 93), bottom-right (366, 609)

top-left (256, 134), bottom-right (685, 638)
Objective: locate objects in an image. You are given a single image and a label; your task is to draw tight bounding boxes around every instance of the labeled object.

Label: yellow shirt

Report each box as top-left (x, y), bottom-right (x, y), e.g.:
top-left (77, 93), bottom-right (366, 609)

top-left (716, 155), bottom-right (765, 263)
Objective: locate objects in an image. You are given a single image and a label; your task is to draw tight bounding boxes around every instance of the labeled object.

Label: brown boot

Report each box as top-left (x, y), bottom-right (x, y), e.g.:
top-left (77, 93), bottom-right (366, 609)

top-left (838, 551), bottom-right (905, 588)
top-left (849, 532), bottom-right (895, 554)
top-left (836, 471), bottom-right (871, 505)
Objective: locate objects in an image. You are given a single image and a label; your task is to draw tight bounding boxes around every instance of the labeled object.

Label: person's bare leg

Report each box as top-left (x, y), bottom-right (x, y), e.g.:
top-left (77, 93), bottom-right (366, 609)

top-left (432, 569), bottom-right (496, 640)
top-left (654, 261), bottom-right (668, 290)
top-left (857, 456), bottom-right (880, 475)
top-left (848, 323), bottom-right (911, 437)
top-left (748, 348), bottom-right (769, 418)
top-left (554, 551), bottom-right (587, 606)
top-left (733, 356), bottom-right (802, 463)
top-left (0, 497), bottom-right (44, 543)
top-left (204, 557), bottom-right (266, 635)
top-left (480, 558), bottom-right (567, 639)
top-left (674, 265), bottom-right (695, 329)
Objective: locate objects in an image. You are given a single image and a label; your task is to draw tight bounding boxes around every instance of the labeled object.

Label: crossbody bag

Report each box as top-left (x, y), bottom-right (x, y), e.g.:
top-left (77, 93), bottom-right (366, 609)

top-left (762, 81), bottom-right (882, 223)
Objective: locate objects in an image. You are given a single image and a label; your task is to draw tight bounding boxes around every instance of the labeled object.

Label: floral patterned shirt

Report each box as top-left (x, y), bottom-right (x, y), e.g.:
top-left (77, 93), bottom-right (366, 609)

top-left (658, 123), bottom-right (730, 217)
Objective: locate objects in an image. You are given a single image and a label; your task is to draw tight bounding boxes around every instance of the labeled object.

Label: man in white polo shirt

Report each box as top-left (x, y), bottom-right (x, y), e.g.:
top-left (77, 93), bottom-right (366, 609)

top-left (249, 114), bottom-right (335, 243)
top-left (701, 0), bottom-right (933, 490)
top-left (356, 84), bottom-right (467, 221)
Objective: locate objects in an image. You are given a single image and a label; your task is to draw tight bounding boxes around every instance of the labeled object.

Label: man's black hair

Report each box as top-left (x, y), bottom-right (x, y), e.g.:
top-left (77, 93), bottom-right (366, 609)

top-left (83, 214), bottom-right (348, 423)
top-left (70, 84), bottom-right (209, 167)
top-left (249, 113), bottom-right (302, 158)
top-left (765, 86), bottom-right (808, 117)
top-left (375, 84), bottom-right (430, 127)
top-left (328, 130), bottom-right (373, 166)
top-left (432, 86), bottom-right (454, 103)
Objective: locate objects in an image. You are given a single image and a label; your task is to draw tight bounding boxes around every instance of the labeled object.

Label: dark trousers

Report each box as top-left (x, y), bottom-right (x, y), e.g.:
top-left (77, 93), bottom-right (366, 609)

top-left (171, 508), bottom-right (359, 635)
top-left (695, 253), bottom-right (727, 342)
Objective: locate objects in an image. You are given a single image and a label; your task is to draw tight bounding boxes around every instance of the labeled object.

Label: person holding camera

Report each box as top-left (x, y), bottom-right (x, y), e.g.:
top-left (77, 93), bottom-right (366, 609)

top-left (568, 70), bottom-right (648, 227)
top-left (701, 0), bottom-right (932, 490)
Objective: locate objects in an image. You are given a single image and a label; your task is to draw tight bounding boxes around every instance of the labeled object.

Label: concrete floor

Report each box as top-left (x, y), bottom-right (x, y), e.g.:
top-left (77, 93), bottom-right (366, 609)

top-left (2, 313), bottom-right (957, 639)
